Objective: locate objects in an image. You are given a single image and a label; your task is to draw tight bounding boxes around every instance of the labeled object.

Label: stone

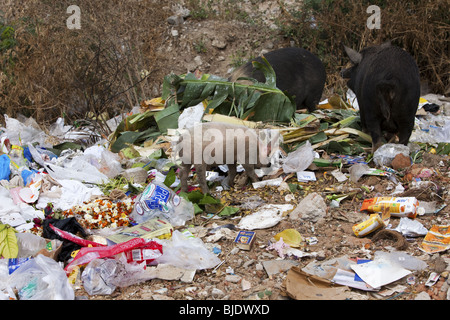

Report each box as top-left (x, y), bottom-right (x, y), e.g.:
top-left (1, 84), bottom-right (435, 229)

top-left (241, 278), bottom-right (252, 291)
top-left (194, 55), bottom-right (203, 67)
top-left (212, 39), bottom-right (227, 49)
top-left (152, 294), bottom-right (174, 300)
top-left (289, 192), bottom-right (327, 223)
top-left (211, 288), bottom-right (225, 299)
top-left (167, 15), bottom-right (184, 25)
top-left (225, 274), bottom-right (242, 283)
top-left (391, 153), bottom-right (412, 170)
top-left (415, 291), bottom-right (431, 300)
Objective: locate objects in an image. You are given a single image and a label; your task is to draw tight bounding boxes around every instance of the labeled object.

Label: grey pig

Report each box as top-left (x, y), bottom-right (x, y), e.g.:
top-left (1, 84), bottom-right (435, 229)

top-left (174, 122), bottom-right (279, 194)
top-left (341, 42), bottom-right (420, 152)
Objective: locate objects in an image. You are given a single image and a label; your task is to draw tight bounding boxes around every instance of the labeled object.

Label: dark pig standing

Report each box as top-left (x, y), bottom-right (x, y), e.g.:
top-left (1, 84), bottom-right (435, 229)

top-left (229, 47), bottom-right (326, 112)
top-left (341, 42), bottom-right (420, 152)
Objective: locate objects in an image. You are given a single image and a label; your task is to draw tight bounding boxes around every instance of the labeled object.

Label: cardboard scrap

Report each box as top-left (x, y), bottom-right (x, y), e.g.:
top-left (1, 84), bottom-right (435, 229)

top-left (284, 266), bottom-right (350, 300)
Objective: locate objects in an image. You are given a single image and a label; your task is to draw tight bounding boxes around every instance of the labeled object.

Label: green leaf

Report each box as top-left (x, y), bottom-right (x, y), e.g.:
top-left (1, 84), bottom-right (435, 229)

top-left (154, 104), bottom-right (180, 133)
top-left (0, 225), bottom-right (18, 259)
top-left (163, 168), bottom-right (176, 188)
top-left (309, 131), bottom-right (328, 144)
top-left (111, 131), bottom-right (144, 153)
top-left (183, 190), bottom-right (204, 203)
top-left (218, 206), bottom-right (240, 217)
top-left (436, 143), bottom-right (450, 155)
top-left (161, 65), bottom-right (296, 123)
top-left (198, 194), bottom-right (221, 205)
top-left (193, 203), bottom-right (203, 215)
top-left (251, 56), bottom-right (276, 88)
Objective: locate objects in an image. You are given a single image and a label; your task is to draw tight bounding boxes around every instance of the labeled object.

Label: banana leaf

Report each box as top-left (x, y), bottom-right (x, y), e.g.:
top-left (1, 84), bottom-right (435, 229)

top-left (161, 57), bottom-right (296, 123)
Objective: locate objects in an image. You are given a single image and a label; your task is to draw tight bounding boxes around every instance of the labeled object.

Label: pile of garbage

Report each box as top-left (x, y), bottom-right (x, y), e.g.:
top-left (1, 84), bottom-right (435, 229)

top-left (0, 72), bottom-right (449, 300)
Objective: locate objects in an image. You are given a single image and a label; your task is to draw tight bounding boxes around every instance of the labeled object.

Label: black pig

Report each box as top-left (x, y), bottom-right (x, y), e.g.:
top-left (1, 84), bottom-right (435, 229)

top-left (229, 47), bottom-right (326, 112)
top-left (341, 42), bottom-right (420, 152)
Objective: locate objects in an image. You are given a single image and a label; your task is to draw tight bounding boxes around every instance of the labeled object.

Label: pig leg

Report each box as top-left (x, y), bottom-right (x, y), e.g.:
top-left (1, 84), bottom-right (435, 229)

top-left (397, 121), bottom-right (414, 146)
top-left (222, 164), bottom-right (237, 190)
top-left (179, 164), bottom-right (191, 193)
top-left (242, 164), bottom-right (259, 183)
top-left (195, 164), bottom-right (210, 194)
top-left (304, 94), bottom-right (319, 113)
top-left (366, 120), bottom-right (384, 153)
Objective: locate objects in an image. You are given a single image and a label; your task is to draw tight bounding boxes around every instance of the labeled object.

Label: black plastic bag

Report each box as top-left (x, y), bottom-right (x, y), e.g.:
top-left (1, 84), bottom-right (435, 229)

top-left (42, 217), bottom-right (88, 262)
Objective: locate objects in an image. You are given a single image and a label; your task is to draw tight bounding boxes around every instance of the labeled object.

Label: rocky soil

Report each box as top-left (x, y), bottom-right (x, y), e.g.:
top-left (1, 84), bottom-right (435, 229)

top-left (72, 1), bottom-right (450, 301)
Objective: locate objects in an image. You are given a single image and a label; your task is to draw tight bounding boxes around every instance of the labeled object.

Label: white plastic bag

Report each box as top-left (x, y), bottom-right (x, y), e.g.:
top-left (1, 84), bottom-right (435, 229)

top-left (373, 143), bottom-right (410, 167)
top-left (16, 233), bottom-right (47, 258)
top-left (155, 230), bottom-right (221, 270)
top-left (9, 255), bottom-right (74, 300)
top-left (282, 141), bottom-right (315, 173)
top-left (82, 258), bottom-right (118, 296)
top-left (178, 103), bottom-right (204, 129)
top-left (2, 115), bottom-right (49, 147)
top-left (83, 145), bottom-right (123, 178)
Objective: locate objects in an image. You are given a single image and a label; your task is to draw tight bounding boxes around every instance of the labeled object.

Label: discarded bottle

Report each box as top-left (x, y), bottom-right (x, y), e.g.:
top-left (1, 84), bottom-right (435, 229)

top-left (129, 181), bottom-right (194, 227)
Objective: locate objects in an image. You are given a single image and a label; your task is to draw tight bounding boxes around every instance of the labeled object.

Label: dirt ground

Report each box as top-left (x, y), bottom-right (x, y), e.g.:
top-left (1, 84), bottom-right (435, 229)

top-left (153, 1), bottom-right (303, 89)
top-left (72, 149), bottom-right (450, 301)
top-left (71, 2), bottom-right (450, 301)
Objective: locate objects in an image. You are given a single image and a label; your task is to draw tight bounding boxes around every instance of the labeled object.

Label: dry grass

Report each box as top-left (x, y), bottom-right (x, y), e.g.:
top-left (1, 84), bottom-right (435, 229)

top-left (277, 0), bottom-right (449, 96)
top-left (0, 0), bottom-right (448, 132)
top-left (0, 0), bottom-right (171, 133)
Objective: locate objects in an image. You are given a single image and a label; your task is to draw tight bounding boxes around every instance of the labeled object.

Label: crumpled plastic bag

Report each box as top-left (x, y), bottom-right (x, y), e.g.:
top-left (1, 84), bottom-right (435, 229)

top-left (45, 159), bottom-right (109, 184)
top-left (373, 143), bottom-right (410, 167)
top-left (282, 141), bottom-right (315, 173)
top-left (348, 163), bottom-right (371, 182)
top-left (16, 232), bottom-right (47, 258)
top-left (155, 230), bottom-right (221, 270)
top-left (1, 115), bottom-right (50, 147)
top-left (178, 102), bottom-right (204, 129)
top-left (9, 255), bottom-right (74, 300)
top-left (83, 145), bottom-right (123, 179)
top-left (82, 258), bottom-right (119, 296)
top-left (36, 179), bottom-right (103, 212)
top-left (393, 217), bottom-right (428, 238)
top-left (82, 256), bottom-right (149, 296)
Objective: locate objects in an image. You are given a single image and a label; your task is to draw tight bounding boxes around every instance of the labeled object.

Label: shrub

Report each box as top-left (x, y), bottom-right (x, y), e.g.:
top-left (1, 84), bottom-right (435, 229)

top-left (0, 0), bottom-right (169, 133)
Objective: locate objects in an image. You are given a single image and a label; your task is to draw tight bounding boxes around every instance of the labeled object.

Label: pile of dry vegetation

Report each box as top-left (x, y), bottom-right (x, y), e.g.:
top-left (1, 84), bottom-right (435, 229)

top-left (0, 0), bottom-right (170, 132)
top-left (0, 0), bottom-right (448, 132)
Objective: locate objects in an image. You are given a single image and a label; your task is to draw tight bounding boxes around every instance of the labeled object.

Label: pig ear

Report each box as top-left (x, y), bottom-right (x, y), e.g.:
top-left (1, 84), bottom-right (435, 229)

top-left (344, 46), bottom-right (362, 64)
top-left (380, 41), bottom-right (391, 48)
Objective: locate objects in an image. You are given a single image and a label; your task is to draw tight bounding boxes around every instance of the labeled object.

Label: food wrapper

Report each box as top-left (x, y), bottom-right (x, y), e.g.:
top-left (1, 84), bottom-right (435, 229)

top-left (353, 214), bottom-right (385, 237)
top-left (420, 225), bottom-right (450, 253)
top-left (360, 197), bottom-right (423, 219)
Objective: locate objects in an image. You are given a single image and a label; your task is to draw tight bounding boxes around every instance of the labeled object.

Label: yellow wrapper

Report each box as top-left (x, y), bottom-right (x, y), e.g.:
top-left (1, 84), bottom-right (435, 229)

top-left (353, 214), bottom-right (384, 237)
